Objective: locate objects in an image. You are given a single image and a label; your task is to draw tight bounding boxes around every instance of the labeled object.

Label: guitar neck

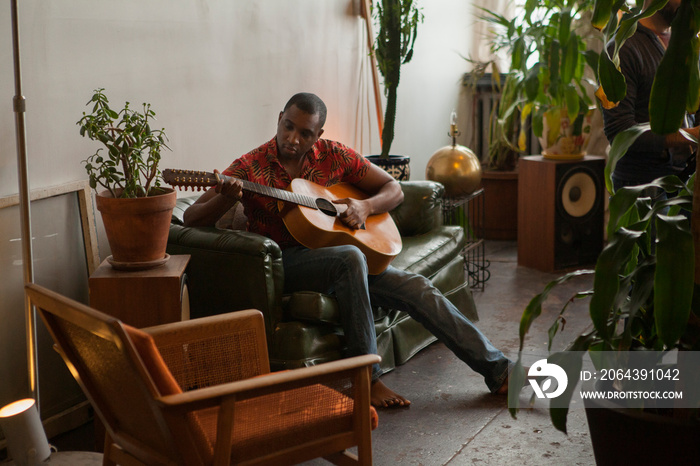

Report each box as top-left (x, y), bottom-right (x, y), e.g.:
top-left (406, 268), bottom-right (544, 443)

top-left (163, 169), bottom-right (318, 209)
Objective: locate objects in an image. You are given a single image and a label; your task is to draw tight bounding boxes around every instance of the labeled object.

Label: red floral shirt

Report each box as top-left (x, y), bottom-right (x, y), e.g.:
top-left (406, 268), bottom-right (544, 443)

top-left (222, 137), bottom-right (370, 248)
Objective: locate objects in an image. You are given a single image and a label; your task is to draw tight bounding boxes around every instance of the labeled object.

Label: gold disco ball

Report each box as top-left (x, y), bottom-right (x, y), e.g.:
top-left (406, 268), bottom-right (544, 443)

top-left (426, 144), bottom-right (482, 197)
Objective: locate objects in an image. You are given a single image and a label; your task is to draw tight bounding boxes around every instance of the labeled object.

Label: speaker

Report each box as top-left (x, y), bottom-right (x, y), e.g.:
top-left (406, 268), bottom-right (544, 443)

top-left (518, 155), bottom-right (605, 272)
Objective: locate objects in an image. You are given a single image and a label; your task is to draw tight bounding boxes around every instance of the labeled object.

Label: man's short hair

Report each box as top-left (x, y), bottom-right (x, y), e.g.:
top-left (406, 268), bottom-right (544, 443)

top-left (283, 93), bottom-right (327, 128)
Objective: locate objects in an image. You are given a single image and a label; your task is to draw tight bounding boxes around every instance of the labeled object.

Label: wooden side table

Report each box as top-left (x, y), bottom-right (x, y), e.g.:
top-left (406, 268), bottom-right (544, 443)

top-left (89, 254), bottom-right (191, 328)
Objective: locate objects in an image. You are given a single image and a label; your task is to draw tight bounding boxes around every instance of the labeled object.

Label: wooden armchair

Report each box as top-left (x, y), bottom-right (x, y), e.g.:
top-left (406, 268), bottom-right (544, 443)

top-left (27, 283), bottom-right (379, 465)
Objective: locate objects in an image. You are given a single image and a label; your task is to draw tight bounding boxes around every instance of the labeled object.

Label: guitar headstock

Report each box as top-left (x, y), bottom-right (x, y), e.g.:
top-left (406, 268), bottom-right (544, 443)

top-left (162, 169), bottom-right (218, 191)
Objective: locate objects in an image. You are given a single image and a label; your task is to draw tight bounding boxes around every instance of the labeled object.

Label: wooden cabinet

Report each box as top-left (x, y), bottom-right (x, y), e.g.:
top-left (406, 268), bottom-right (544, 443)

top-left (89, 255), bottom-right (190, 328)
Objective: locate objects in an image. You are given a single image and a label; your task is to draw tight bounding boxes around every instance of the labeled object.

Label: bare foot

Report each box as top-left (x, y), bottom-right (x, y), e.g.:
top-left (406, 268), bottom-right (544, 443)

top-left (371, 379), bottom-right (411, 408)
top-left (495, 380), bottom-right (509, 395)
top-left (495, 366), bottom-right (531, 395)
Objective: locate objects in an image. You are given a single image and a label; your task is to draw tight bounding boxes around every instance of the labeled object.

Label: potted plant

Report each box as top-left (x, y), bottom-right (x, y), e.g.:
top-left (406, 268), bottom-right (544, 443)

top-left (366, 0), bottom-right (423, 180)
top-left (461, 66), bottom-right (522, 239)
top-left (480, 0), bottom-right (601, 160)
top-left (462, 1), bottom-right (600, 239)
top-left (78, 88), bottom-right (176, 270)
top-left (508, 1), bottom-right (700, 462)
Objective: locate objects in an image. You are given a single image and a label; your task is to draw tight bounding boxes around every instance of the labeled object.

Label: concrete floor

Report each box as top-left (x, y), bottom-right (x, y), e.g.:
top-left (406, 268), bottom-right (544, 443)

top-left (43, 240), bottom-right (599, 465)
top-left (349, 240), bottom-right (598, 466)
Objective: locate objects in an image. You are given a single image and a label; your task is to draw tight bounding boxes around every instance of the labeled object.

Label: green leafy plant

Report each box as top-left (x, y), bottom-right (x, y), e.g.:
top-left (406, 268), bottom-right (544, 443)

top-left (461, 60), bottom-right (522, 170)
top-left (78, 88), bottom-right (170, 198)
top-left (479, 0), bottom-right (600, 149)
top-left (509, 0), bottom-right (700, 433)
top-left (372, 0), bottom-right (423, 159)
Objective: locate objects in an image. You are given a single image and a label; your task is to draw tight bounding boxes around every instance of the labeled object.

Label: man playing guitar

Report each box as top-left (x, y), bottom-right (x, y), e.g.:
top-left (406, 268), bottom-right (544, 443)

top-left (183, 93), bottom-right (513, 407)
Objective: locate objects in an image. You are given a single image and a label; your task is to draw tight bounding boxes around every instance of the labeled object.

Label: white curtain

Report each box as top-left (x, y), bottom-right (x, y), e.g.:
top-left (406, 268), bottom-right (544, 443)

top-left (467, 0), bottom-right (512, 73)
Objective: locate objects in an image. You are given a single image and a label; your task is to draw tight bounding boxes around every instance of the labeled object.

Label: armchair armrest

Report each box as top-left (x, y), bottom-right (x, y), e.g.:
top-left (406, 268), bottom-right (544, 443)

top-left (167, 223), bottom-right (285, 337)
top-left (157, 354), bottom-right (379, 409)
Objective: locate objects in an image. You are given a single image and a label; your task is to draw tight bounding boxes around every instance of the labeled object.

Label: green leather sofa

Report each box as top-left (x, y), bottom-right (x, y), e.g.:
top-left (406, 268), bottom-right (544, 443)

top-left (167, 180), bottom-right (477, 374)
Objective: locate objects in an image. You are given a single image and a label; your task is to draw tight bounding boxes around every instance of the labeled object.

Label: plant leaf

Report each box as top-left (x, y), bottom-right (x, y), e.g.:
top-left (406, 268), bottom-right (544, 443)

top-left (604, 123), bottom-right (650, 194)
top-left (649, 0), bottom-right (697, 134)
top-left (591, 0), bottom-right (613, 30)
top-left (560, 31), bottom-right (579, 85)
top-left (596, 49), bottom-right (626, 107)
top-left (548, 350), bottom-right (584, 434)
top-left (654, 214), bottom-right (694, 348)
top-left (519, 270), bottom-right (595, 350)
top-left (590, 227), bottom-right (644, 342)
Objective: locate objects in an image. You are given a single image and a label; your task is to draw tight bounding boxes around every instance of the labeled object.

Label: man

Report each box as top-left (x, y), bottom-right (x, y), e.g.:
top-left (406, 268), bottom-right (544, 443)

top-left (603, 0), bottom-right (699, 193)
top-left (184, 93), bottom-right (512, 407)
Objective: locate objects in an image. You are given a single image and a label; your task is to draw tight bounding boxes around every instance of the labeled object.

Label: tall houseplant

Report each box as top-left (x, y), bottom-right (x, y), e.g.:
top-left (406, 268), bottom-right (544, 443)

top-left (465, 1), bottom-right (600, 240)
top-left (367, 0), bottom-right (422, 180)
top-left (480, 0), bottom-right (601, 159)
top-left (78, 88), bottom-right (176, 269)
top-left (509, 0), bottom-right (700, 461)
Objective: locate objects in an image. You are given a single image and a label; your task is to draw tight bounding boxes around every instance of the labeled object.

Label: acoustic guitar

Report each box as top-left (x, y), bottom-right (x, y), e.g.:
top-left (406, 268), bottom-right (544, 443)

top-left (163, 169), bottom-right (402, 274)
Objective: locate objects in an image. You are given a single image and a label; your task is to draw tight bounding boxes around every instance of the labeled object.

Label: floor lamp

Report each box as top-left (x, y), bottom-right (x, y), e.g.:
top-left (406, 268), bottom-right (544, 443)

top-left (1, 1), bottom-right (49, 464)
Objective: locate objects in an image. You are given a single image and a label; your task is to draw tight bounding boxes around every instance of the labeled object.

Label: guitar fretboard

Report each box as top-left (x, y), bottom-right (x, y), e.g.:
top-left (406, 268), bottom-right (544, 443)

top-left (230, 176), bottom-right (318, 210)
top-left (163, 169), bottom-right (319, 210)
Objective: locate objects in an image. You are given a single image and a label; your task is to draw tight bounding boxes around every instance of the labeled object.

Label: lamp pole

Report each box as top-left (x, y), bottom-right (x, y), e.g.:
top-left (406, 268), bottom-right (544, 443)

top-left (11, 0), bottom-right (40, 409)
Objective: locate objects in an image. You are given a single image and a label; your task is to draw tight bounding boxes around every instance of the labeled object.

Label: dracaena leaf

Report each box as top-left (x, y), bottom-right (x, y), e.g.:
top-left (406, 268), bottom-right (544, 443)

top-left (649, 0), bottom-right (696, 134)
top-left (597, 50), bottom-right (626, 107)
top-left (590, 228), bottom-right (643, 342)
top-left (654, 214), bottom-right (693, 348)
top-left (604, 123), bottom-right (650, 194)
top-left (591, 0), bottom-right (613, 30)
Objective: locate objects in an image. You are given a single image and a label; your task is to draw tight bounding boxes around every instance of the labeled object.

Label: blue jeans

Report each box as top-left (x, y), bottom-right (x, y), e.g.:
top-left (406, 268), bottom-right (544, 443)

top-left (281, 245), bottom-right (512, 393)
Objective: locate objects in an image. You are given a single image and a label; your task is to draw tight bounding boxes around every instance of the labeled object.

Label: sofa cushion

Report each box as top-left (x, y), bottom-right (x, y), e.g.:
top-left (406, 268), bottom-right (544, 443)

top-left (390, 225), bottom-right (465, 278)
top-left (284, 292), bottom-right (340, 325)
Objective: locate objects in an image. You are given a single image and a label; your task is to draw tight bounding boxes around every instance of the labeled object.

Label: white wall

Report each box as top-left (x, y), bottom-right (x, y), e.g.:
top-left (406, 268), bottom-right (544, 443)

top-left (0, 0), bottom-right (479, 419)
top-left (0, 0), bottom-right (379, 197)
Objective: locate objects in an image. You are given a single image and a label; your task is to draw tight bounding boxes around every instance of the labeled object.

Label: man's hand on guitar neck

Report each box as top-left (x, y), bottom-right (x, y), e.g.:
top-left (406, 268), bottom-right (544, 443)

top-left (183, 169), bottom-right (242, 227)
top-left (214, 169), bottom-right (243, 202)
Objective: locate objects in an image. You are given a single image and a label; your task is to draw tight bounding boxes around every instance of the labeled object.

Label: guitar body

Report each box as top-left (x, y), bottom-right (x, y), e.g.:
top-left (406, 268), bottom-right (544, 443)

top-left (279, 179), bottom-right (402, 275)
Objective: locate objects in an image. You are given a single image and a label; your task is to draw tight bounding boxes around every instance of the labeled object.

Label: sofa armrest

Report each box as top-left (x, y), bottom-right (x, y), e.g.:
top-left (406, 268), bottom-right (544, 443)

top-left (167, 223), bottom-right (285, 337)
top-left (391, 181), bottom-right (445, 236)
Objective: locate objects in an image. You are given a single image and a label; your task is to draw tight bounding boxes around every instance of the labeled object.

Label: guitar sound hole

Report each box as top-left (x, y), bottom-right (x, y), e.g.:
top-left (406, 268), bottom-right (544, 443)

top-left (315, 198), bottom-right (338, 216)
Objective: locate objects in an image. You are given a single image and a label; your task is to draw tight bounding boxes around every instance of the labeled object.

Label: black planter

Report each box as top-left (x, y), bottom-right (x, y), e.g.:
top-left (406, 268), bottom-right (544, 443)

top-left (366, 155), bottom-right (411, 181)
top-left (583, 379), bottom-right (700, 465)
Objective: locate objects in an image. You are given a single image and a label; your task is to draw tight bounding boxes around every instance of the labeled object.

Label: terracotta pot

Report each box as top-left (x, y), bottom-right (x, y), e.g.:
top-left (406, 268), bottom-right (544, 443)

top-left (96, 188), bottom-right (177, 270)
